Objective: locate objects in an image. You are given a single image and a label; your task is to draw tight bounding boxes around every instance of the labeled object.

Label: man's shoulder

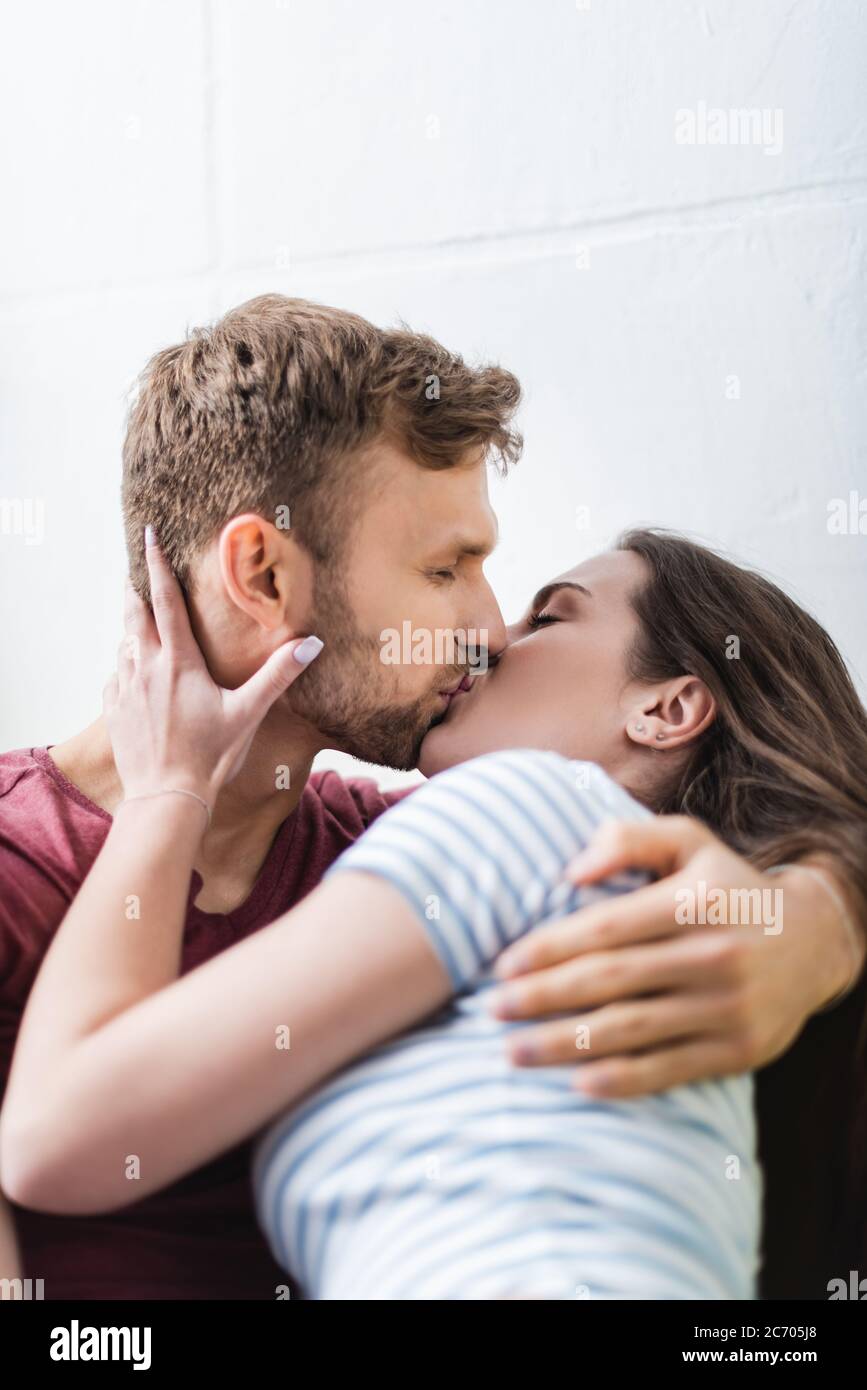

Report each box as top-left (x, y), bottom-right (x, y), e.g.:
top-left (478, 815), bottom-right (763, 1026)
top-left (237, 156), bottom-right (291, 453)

top-left (0, 744), bottom-right (106, 827)
top-left (0, 745), bottom-right (108, 902)
top-left (0, 745), bottom-right (41, 799)
top-left (307, 766), bottom-right (419, 835)
top-left (0, 748), bottom-right (109, 1012)
top-left (0, 746), bottom-right (61, 839)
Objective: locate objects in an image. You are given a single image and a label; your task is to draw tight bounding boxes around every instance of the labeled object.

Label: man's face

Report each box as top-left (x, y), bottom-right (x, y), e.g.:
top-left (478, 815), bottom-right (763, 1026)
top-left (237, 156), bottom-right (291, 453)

top-left (288, 442), bottom-right (507, 769)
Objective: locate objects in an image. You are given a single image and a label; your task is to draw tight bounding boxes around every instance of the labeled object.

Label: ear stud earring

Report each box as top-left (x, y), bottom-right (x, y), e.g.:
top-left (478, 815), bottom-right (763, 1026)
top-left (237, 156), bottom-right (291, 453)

top-left (634, 721), bottom-right (646, 733)
top-left (655, 732), bottom-right (666, 741)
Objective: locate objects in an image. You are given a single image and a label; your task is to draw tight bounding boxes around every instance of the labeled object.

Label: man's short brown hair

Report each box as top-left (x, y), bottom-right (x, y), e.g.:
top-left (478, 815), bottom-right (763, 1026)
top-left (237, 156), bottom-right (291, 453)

top-left (122, 294), bottom-right (522, 597)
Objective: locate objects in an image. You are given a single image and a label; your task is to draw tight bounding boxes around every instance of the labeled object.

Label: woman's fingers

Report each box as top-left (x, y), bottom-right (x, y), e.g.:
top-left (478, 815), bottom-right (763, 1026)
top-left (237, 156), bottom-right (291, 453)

top-left (116, 638), bottom-right (136, 695)
top-left (108, 528), bottom-right (324, 800)
top-left (102, 673), bottom-right (119, 715)
top-left (229, 635), bottom-right (324, 729)
top-left (123, 575), bottom-right (158, 658)
top-left (144, 527), bottom-right (199, 658)
top-left (119, 577), bottom-right (158, 694)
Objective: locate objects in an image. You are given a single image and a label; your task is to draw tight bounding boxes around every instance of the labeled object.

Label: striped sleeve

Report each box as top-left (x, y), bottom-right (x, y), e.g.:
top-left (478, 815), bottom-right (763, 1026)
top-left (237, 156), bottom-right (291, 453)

top-left (323, 748), bottom-right (652, 992)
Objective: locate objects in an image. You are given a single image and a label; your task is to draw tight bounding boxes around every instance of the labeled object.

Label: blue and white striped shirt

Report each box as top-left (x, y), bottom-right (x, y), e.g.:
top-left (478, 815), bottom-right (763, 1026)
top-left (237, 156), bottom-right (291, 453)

top-left (252, 750), bottom-right (761, 1299)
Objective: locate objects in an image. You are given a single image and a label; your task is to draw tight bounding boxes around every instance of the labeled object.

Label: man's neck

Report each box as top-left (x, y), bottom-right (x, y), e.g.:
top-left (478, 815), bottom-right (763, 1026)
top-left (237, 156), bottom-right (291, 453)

top-left (49, 715), bottom-right (322, 914)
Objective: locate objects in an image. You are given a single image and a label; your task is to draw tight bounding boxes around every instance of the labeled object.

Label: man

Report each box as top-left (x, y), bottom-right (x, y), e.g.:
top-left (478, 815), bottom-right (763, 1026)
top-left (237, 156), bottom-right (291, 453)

top-left (0, 295), bottom-right (860, 1299)
top-left (0, 295), bottom-right (520, 1298)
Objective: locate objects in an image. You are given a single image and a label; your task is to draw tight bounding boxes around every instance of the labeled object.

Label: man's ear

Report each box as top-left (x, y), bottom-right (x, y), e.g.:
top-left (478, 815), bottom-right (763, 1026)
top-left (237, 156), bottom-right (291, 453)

top-left (217, 513), bottom-right (310, 633)
top-left (625, 676), bottom-right (716, 751)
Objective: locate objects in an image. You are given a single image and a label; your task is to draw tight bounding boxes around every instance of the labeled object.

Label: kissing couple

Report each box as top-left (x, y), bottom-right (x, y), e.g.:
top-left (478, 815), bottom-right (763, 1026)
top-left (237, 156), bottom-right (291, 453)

top-left (1, 295), bottom-right (865, 1300)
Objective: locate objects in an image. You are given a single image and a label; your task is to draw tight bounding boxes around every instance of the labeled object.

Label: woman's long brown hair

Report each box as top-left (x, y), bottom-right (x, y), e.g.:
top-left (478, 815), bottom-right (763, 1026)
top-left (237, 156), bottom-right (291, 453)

top-left (617, 527), bottom-right (867, 1299)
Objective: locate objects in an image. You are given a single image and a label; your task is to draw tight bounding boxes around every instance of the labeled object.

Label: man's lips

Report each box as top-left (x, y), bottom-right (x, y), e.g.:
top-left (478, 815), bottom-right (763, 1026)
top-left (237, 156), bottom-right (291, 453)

top-left (438, 674), bottom-right (475, 707)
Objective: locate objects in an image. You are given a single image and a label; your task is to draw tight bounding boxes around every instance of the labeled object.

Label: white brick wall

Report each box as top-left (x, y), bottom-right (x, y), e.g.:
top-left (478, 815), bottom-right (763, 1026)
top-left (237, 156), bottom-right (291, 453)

top-left (1, 0), bottom-right (865, 775)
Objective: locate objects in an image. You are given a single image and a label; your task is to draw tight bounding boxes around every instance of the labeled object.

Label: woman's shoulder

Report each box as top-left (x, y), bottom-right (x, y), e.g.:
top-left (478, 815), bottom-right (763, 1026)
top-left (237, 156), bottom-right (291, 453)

top-left (422, 747), bottom-right (653, 824)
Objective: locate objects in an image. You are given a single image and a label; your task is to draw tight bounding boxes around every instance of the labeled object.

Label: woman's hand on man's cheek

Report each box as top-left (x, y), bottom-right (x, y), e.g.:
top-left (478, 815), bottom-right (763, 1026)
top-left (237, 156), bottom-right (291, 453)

top-left (485, 817), bottom-right (863, 1099)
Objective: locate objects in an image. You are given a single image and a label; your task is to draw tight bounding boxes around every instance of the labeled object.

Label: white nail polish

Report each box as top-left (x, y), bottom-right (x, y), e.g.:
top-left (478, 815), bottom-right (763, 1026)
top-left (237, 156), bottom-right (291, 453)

top-left (294, 635), bottom-right (324, 665)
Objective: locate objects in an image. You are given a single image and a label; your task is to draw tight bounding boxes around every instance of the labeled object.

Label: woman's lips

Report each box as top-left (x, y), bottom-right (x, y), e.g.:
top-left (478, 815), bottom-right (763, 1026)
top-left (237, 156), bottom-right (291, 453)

top-left (439, 673), bottom-right (477, 710)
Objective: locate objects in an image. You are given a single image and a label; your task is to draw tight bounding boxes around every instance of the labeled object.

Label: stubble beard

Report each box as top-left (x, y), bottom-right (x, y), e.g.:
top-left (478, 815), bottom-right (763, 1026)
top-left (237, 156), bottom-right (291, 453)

top-left (285, 564), bottom-right (446, 771)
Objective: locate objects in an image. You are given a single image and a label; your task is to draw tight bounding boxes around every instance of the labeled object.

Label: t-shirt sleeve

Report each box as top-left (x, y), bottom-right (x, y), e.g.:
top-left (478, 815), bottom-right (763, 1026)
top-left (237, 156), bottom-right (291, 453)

top-left (324, 748), bottom-right (652, 993)
top-left (0, 844), bottom-right (60, 1100)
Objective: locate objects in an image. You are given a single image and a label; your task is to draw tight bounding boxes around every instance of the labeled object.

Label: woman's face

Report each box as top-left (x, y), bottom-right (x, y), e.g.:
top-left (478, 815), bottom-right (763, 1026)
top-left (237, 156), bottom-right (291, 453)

top-left (418, 548), bottom-right (651, 779)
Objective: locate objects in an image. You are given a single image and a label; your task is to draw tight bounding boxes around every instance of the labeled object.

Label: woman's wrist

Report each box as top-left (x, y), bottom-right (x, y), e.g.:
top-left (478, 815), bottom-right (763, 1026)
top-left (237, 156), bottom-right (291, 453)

top-left (119, 785), bottom-right (213, 829)
top-left (113, 788), bottom-right (211, 846)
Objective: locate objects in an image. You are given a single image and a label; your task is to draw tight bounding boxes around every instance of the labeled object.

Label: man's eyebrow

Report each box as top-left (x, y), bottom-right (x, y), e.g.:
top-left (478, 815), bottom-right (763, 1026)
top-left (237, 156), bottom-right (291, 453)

top-left (430, 529), bottom-right (499, 561)
top-left (459, 537), bottom-right (498, 558)
top-left (529, 579), bottom-right (593, 610)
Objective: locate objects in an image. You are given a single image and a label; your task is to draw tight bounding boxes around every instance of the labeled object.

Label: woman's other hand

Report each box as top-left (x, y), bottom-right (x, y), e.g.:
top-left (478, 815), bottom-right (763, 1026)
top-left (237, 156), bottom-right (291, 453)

top-left (104, 527), bottom-right (323, 814)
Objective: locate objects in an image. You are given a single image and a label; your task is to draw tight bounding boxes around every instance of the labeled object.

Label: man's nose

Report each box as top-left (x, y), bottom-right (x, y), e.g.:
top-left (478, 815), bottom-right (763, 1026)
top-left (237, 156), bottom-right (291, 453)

top-left (466, 578), bottom-right (507, 666)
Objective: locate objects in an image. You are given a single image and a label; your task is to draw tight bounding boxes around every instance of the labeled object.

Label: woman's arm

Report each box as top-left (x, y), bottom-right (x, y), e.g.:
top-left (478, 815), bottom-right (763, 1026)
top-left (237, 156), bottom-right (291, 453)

top-left (0, 812), bottom-right (449, 1213)
top-left (2, 737), bottom-right (654, 1217)
top-left (0, 538), bottom-right (453, 1213)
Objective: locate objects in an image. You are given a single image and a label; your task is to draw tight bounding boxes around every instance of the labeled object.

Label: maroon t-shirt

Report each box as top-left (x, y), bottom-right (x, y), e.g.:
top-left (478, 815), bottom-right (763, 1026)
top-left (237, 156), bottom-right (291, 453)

top-left (0, 745), bottom-right (411, 1300)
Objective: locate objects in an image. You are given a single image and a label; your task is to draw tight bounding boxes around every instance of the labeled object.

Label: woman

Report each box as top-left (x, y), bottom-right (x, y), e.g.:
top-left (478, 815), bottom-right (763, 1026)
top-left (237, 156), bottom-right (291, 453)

top-left (1, 529), bottom-right (865, 1297)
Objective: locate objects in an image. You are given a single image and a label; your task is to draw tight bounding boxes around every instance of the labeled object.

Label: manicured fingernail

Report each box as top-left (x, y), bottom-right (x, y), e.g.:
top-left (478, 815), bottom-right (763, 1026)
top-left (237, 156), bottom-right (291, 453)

top-left (144, 525), bottom-right (157, 548)
top-left (508, 1038), bottom-right (537, 1065)
top-left (293, 635), bottom-right (324, 665)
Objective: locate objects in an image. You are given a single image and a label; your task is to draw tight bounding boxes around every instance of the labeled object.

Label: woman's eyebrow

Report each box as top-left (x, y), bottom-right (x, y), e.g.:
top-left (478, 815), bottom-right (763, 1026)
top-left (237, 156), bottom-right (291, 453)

top-left (530, 579), bottom-right (593, 610)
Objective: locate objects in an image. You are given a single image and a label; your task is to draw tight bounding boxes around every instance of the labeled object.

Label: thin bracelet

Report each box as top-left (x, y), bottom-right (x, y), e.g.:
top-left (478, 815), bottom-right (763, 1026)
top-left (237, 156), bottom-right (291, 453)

top-left (119, 788), bottom-right (212, 829)
top-left (768, 861), bottom-right (865, 1011)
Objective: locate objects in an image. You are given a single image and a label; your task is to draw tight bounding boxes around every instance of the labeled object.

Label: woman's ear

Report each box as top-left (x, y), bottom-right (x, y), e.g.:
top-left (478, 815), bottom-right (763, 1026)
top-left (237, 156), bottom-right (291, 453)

top-left (218, 513), bottom-right (311, 634)
top-left (626, 676), bottom-right (716, 751)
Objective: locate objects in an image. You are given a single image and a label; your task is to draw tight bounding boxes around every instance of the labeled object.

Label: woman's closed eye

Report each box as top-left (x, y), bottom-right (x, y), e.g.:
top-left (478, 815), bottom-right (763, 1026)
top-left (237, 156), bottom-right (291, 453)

top-left (527, 610), bottom-right (560, 630)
